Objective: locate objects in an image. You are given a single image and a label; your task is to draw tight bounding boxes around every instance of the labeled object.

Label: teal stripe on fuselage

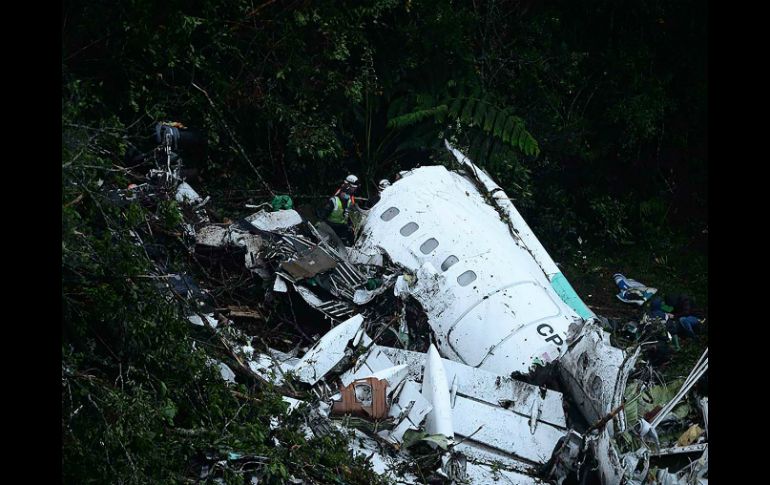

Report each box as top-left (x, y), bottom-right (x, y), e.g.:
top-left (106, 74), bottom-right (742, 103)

top-left (550, 272), bottom-right (595, 320)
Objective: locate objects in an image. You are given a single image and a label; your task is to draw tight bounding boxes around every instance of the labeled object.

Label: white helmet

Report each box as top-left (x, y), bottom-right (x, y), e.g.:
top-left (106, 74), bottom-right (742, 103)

top-left (345, 174), bottom-right (359, 186)
top-left (378, 179), bottom-right (391, 190)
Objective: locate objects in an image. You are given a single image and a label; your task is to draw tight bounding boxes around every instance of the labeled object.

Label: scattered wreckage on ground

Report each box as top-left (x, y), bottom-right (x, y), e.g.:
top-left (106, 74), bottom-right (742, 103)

top-left (115, 125), bottom-right (708, 484)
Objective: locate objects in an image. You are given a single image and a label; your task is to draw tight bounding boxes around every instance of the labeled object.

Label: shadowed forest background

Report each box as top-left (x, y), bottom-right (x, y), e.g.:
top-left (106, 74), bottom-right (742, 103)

top-left (62, 1), bottom-right (707, 483)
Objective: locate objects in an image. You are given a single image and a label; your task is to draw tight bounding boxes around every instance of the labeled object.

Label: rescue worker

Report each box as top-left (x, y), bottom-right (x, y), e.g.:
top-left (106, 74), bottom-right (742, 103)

top-left (318, 174), bottom-right (359, 245)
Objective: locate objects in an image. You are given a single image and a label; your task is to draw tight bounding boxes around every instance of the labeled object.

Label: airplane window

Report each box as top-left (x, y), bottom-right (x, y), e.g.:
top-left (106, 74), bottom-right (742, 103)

top-left (457, 270), bottom-right (477, 286)
top-left (354, 383), bottom-right (373, 406)
top-left (381, 207), bottom-right (400, 221)
top-left (420, 238), bottom-right (439, 254)
top-left (400, 222), bottom-right (419, 236)
top-left (441, 255), bottom-right (459, 271)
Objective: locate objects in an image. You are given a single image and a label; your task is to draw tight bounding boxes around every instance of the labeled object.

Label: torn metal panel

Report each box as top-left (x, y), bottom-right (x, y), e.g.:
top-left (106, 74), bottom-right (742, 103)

top-left (345, 429), bottom-right (419, 484)
top-left (291, 314), bottom-right (364, 385)
top-left (347, 246), bottom-right (384, 266)
top-left (365, 364), bottom-right (409, 391)
top-left (545, 430), bottom-right (584, 485)
top-left (280, 246), bottom-right (337, 280)
top-left (245, 209), bottom-right (302, 232)
top-left (558, 324), bottom-right (640, 434)
top-left (355, 162), bottom-right (581, 376)
top-left (589, 428), bottom-right (629, 485)
top-left (292, 282), bottom-right (356, 320)
top-left (292, 284), bottom-right (326, 307)
top-left (384, 380), bottom-right (433, 444)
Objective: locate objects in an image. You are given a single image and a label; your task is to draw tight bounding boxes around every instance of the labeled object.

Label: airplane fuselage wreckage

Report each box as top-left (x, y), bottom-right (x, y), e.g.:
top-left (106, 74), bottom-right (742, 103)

top-left (134, 126), bottom-right (706, 484)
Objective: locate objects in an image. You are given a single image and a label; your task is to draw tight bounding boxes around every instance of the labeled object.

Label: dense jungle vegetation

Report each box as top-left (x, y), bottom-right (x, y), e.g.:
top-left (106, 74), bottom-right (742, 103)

top-left (62, 1), bottom-right (707, 483)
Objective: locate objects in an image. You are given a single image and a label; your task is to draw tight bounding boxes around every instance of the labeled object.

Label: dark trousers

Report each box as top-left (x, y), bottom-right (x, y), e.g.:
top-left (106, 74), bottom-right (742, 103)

top-left (327, 222), bottom-right (353, 245)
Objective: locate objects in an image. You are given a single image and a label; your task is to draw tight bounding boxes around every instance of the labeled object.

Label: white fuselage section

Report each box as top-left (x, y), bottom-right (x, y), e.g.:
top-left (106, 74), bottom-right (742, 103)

top-left (356, 164), bottom-right (581, 375)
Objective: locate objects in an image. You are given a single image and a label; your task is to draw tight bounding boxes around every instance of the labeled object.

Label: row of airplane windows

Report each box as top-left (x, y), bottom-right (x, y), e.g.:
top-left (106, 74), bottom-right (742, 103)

top-left (380, 206), bottom-right (477, 287)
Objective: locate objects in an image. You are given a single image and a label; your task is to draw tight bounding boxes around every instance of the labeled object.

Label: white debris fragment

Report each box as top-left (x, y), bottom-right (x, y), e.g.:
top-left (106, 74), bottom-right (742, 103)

top-left (246, 209), bottom-right (302, 232)
top-left (345, 429), bottom-right (419, 484)
top-left (292, 314), bottom-right (364, 385)
top-left (187, 313), bottom-right (218, 329)
top-left (339, 345), bottom-right (399, 387)
top-left (195, 225), bottom-right (229, 247)
top-left (385, 380), bottom-right (433, 444)
top-left (273, 274), bottom-right (288, 293)
top-left (175, 181), bottom-right (203, 205)
top-left (217, 362), bottom-right (236, 383)
top-left (393, 275), bottom-right (412, 298)
top-left (346, 247), bottom-right (384, 266)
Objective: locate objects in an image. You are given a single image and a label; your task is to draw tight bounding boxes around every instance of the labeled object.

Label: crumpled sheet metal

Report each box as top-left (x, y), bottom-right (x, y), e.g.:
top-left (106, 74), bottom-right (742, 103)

top-left (195, 225), bottom-right (230, 247)
top-left (339, 346), bottom-right (402, 387)
top-left (558, 323), bottom-right (640, 434)
top-left (195, 224), bottom-right (264, 271)
top-left (589, 428), bottom-right (629, 485)
top-left (384, 379), bottom-right (433, 444)
top-left (345, 428), bottom-right (420, 484)
top-left (280, 246), bottom-right (337, 280)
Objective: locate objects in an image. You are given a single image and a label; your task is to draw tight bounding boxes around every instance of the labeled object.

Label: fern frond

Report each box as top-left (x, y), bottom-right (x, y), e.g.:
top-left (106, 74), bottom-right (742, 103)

top-left (387, 105), bottom-right (448, 129)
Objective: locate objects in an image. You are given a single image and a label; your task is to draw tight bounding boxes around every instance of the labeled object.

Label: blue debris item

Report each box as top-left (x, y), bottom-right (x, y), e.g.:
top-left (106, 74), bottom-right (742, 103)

top-left (613, 273), bottom-right (658, 305)
top-left (678, 316), bottom-right (701, 339)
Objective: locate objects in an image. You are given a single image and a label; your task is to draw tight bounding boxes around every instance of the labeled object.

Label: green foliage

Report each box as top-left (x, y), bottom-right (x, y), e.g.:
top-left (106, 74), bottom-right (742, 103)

top-left (387, 88), bottom-right (540, 157)
top-left (62, 101), bottom-right (386, 483)
top-left (589, 195), bottom-right (632, 245)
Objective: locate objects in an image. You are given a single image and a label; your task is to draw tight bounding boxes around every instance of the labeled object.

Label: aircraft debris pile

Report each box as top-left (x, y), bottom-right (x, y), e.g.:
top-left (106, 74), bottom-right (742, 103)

top-left (104, 125), bottom-right (707, 484)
